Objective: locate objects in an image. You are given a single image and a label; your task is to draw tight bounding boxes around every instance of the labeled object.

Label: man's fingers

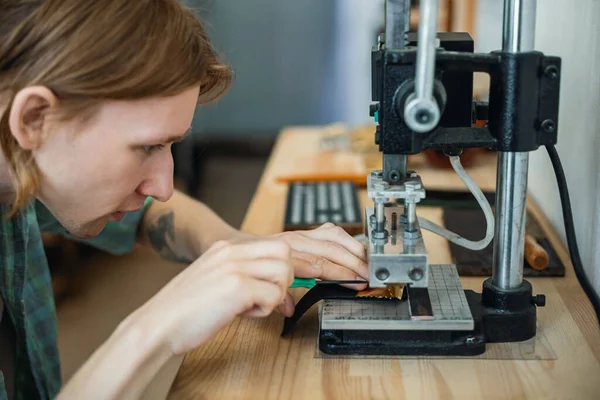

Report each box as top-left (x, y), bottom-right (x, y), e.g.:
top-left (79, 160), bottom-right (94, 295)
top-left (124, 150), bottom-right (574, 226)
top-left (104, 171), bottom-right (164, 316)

top-left (239, 259), bottom-right (294, 291)
top-left (276, 292), bottom-right (295, 317)
top-left (285, 233), bottom-right (368, 280)
top-left (291, 250), bottom-right (323, 278)
top-left (317, 222), bottom-right (335, 229)
top-left (210, 238), bottom-right (291, 263)
top-left (241, 279), bottom-right (286, 317)
top-left (298, 225), bottom-right (366, 261)
top-left (313, 259), bottom-right (368, 290)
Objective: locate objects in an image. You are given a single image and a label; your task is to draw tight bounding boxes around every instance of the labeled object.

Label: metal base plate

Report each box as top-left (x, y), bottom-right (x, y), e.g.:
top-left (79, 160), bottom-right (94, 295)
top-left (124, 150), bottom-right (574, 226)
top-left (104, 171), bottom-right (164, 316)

top-left (321, 264), bottom-right (473, 331)
top-left (318, 326), bottom-right (486, 356)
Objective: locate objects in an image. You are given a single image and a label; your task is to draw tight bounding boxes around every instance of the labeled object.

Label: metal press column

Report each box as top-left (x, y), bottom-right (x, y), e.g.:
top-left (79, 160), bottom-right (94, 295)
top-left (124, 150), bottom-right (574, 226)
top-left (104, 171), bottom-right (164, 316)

top-left (383, 0), bottom-right (412, 182)
top-left (492, 0), bottom-right (537, 289)
top-left (385, 0), bottom-right (410, 50)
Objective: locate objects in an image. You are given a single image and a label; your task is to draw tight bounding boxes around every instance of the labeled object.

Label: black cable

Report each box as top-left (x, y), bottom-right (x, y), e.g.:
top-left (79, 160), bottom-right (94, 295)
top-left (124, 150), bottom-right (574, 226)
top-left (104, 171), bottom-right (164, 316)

top-left (546, 145), bottom-right (600, 325)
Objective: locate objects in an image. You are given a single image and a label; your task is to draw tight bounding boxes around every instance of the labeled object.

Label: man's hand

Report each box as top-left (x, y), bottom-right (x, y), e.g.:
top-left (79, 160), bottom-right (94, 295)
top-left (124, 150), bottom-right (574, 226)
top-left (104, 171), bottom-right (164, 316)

top-left (277, 222), bottom-right (368, 316)
top-left (138, 191), bottom-right (368, 317)
top-left (137, 237), bottom-right (295, 355)
top-left (58, 237), bottom-right (295, 400)
top-left (138, 221), bottom-right (367, 354)
top-left (278, 222), bottom-right (368, 284)
top-left (225, 222), bottom-right (369, 317)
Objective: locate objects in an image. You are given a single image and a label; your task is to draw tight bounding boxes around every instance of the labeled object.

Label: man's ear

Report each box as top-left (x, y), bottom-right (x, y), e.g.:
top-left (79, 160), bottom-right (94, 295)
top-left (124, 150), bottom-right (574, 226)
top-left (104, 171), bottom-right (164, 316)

top-left (8, 86), bottom-right (59, 150)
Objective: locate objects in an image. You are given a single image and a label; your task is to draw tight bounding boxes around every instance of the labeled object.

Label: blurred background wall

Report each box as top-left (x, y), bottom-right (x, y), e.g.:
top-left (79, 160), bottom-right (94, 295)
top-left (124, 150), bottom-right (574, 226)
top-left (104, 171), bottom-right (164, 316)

top-left (474, 0), bottom-right (600, 292)
top-left (181, 0), bottom-right (380, 139)
top-left (531, 0), bottom-right (600, 292)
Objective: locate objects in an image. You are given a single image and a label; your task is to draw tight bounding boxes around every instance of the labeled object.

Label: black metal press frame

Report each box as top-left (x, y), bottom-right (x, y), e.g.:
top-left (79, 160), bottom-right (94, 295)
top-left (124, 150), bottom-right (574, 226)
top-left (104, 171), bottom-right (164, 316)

top-left (318, 0), bottom-right (561, 356)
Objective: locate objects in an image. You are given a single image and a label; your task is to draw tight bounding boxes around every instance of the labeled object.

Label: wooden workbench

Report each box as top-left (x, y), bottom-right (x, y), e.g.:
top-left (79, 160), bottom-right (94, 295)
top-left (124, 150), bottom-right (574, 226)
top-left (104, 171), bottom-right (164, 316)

top-left (167, 127), bottom-right (600, 399)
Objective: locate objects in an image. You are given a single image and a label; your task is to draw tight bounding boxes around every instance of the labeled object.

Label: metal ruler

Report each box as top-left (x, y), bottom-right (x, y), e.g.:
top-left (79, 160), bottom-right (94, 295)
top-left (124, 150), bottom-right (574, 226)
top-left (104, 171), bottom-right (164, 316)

top-left (320, 264), bottom-right (474, 331)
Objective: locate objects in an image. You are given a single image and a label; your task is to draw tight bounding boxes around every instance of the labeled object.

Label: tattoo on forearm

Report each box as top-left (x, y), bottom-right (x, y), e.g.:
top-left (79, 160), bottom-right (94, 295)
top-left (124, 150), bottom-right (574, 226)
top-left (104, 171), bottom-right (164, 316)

top-left (147, 210), bottom-right (191, 263)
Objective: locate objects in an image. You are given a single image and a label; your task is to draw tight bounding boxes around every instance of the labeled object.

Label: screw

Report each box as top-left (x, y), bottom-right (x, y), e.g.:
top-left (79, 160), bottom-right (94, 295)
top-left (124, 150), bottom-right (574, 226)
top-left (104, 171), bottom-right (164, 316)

top-left (408, 267), bottom-right (424, 281)
top-left (532, 294), bottom-right (546, 307)
top-left (375, 268), bottom-right (390, 281)
top-left (541, 119), bottom-right (555, 133)
top-left (389, 170), bottom-right (401, 183)
top-left (544, 65), bottom-right (559, 80)
top-left (416, 109), bottom-right (432, 124)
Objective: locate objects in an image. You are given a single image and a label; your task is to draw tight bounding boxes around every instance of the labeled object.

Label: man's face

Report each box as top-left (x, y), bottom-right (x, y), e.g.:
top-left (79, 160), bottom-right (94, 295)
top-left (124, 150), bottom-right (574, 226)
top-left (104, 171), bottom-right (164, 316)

top-left (33, 86), bottom-right (200, 238)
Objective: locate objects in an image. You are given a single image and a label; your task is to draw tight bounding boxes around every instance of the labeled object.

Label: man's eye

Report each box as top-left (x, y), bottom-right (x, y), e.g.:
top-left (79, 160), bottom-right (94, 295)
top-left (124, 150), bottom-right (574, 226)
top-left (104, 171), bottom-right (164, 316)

top-left (142, 144), bottom-right (164, 154)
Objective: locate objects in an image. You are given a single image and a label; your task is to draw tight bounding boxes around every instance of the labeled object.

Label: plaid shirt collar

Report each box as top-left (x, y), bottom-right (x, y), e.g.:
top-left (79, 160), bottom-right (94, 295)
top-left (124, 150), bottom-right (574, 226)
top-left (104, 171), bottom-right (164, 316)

top-left (0, 197), bottom-right (152, 399)
top-left (0, 201), bottom-right (61, 399)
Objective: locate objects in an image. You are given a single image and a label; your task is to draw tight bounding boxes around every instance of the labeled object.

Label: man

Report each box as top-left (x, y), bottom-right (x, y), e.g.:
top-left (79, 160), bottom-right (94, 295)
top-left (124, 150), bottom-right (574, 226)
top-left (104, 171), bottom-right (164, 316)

top-left (0, 1), bottom-right (368, 398)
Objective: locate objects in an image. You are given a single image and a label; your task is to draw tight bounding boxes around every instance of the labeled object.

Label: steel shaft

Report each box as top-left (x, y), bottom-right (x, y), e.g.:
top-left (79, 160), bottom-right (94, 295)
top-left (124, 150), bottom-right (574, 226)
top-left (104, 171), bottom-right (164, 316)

top-left (492, 0), bottom-right (536, 290)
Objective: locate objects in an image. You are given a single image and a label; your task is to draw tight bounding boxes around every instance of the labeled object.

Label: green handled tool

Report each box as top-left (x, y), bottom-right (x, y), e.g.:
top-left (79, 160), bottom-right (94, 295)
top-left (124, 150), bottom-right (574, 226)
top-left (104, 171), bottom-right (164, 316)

top-left (290, 278), bottom-right (367, 289)
top-left (290, 278), bottom-right (317, 289)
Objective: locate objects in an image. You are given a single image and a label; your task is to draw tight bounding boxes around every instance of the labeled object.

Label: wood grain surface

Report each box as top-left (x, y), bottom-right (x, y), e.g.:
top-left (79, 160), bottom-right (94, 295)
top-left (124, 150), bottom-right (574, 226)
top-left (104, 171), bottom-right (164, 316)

top-left (167, 127), bottom-right (600, 400)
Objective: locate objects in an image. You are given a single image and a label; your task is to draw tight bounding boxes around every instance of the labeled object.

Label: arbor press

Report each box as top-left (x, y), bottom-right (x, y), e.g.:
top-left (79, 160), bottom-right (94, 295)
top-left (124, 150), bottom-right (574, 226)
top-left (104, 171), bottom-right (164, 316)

top-left (315, 0), bottom-right (560, 356)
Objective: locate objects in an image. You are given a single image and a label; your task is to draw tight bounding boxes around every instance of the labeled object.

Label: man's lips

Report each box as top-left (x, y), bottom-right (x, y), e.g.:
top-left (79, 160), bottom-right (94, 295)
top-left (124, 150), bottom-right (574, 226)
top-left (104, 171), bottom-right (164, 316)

top-left (108, 205), bottom-right (144, 222)
top-left (109, 211), bottom-right (126, 222)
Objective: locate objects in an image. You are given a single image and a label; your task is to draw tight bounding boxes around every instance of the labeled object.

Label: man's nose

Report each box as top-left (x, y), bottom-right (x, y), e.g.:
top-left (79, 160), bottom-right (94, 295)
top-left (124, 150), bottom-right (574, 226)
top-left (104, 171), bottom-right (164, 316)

top-left (150, 172), bottom-right (174, 202)
top-left (138, 154), bottom-right (174, 202)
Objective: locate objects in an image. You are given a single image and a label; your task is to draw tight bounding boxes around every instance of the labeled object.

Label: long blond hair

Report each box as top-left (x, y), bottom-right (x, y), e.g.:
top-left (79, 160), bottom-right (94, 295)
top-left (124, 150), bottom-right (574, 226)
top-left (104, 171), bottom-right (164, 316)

top-left (0, 0), bottom-right (232, 214)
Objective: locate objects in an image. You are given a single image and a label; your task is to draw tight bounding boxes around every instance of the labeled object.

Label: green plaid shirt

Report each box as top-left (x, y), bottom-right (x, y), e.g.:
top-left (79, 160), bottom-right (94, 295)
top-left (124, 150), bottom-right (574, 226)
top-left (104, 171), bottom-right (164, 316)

top-left (0, 197), bottom-right (153, 399)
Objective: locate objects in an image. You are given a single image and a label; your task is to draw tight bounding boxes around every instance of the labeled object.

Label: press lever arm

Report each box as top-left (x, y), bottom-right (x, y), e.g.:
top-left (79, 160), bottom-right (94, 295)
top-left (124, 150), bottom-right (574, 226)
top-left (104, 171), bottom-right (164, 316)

top-left (403, 0), bottom-right (441, 133)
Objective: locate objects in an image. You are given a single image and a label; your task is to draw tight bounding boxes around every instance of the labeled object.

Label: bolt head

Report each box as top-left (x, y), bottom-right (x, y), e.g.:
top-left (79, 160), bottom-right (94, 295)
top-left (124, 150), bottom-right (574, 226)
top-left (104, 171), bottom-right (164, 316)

top-left (388, 170), bottom-right (401, 183)
top-left (404, 97), bottom-right (440, 133)
top-left (409, 267), bottom-right (424, 281)
top-left (375, 268), bottom-right (390, 281)
top-left (416, 109), bottom-right (432, 123)
top-left (532, 294), bottom-right (546, 307)
top-left (544, 65), bottom-right (559, 80)
top-left (541, 119), bottom-right (556, 133)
